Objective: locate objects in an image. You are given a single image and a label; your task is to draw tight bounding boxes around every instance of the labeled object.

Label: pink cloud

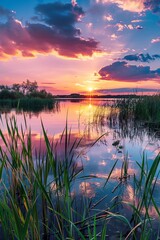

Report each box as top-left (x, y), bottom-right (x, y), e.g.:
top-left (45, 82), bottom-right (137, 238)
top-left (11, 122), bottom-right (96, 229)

top-left (151, 37), bottom-right (160, 43)
top-left (97, 0), bottom-right (160, 13)
top-left (0, 3), bottom-right (101, 60)
top-left (116, 23), bottom-right (143, 31)
top-left (96, 0), bottom-right (145, 12)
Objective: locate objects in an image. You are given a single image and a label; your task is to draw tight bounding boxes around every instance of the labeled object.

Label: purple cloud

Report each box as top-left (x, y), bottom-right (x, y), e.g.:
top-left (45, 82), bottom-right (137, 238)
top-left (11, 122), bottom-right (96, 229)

top-left (99, 61), bottom-right (160, 82)
top-left (0, 6), bottom-right (14, 18)
top-left (144, 0), bottom-right (160, 13)
top-left (96, 88), bottom-right (158, 94)
top-left (34, 2), bottom-right (84, 36)
top-left (0, 2), bottom-right (100, 59)
top-left (122, 53), bottom-right (160, 62)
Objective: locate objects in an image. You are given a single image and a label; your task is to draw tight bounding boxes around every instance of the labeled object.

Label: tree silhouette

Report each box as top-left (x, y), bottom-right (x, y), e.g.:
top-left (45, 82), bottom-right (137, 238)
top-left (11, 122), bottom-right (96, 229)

top-left (22, 79), bottom-right (38, 95)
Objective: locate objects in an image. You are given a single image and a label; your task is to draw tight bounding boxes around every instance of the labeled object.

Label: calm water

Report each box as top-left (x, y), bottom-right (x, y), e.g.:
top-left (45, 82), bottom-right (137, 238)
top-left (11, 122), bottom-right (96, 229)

top-left (1, 99), bottom-right (160, 223)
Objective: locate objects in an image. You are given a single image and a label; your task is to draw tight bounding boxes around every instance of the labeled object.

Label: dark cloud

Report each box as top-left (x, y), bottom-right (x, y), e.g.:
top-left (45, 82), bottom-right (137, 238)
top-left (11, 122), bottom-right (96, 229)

top-left (96, 88), bottom-right (158, 94)
top-left (0, 6), bottom-right (14, 18)
top-left (35, 2), bottom-right (84, 36)
top-left (144, 0), bottom-right (160, 13)
top-left (123, 53), bottom-right (160, 62)
top-left (136, 25), bottom-right (143, 29)
top-left (99, 61), bottom-right (160, 82)
top-left (0, 2), bottom-right (100, 59)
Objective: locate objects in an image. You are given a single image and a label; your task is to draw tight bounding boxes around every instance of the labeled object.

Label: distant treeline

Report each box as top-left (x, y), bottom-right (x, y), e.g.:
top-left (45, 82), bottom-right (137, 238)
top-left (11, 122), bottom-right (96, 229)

top-left (0, 80), bottom-right (53, 100)
top-left (55, 93), bottom-right (139, 99)
top-left (0, 80), bottom-right (57, 112)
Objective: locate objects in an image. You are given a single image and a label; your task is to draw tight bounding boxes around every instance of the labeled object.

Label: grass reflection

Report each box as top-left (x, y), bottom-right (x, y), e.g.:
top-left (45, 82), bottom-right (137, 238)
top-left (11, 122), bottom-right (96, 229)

top-left (0, 99), bottom-right (160, 239)
top-left (0, 98), bottom-right (60, 114)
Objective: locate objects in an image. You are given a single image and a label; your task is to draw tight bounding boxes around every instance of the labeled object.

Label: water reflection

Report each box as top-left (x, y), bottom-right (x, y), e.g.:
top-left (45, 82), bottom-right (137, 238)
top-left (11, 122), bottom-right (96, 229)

top-left (95, 101), bottom-right (160, 142)
top-left (0, 99), bottom-right (60, 115)
top-left (1, 99), bottom-right (160, 173)
top-left (95, 167), bottom-right (136, 180)
top-left (79, 182), bottom-right (100, 198)
top-left (0, 103), bottom-right (160, 181)
top-left (1, 99), bottom-right (160, 238)
top-left (122, 183), bottom-right (160, 220)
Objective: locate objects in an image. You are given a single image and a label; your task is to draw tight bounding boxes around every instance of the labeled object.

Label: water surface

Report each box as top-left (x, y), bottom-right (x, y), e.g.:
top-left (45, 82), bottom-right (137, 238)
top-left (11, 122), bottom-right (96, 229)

top-left (1, 99), bottom-right (160, 227)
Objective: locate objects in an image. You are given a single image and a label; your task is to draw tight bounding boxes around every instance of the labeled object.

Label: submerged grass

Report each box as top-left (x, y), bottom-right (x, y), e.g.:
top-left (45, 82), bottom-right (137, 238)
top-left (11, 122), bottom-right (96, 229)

top-left (0, 116), bottom-right (159, 239)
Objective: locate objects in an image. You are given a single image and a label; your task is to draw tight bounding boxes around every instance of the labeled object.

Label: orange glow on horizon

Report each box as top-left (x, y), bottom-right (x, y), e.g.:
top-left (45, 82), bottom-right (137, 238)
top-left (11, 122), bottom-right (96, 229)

top-left (88, 87), bottom-right (93, 92)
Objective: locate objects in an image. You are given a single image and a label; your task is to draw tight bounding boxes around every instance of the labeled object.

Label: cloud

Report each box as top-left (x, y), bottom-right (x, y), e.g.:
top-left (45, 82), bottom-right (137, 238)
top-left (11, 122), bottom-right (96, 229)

top-left (136, 25), bottom-right (143, 29)
top-left (122, 53), bottom-right (160, 62)
top-left (144, 0), bottom-right (160, 13)
top-left (127, 24), bottom-right (134, 30)
top-left (0, 2), bottom-right (100, 60)
top-left (96, 87), bottom-right (158, 93)
top-left (99, 61), bottom-right (160, 82)
top-left (131, 19), bottom-right (143, 23)
top-left (103, 14), bottom-right (113, 21)
top-left (0, 6), bottom-right (14, 18)
top-left (151, 37), bottom-right (160, 43)
top-left (41, 82), bottom-right (56, 85)
top-left (71, 0), bottom-right (78, 7)
top-left (111, 34), bottom-right (118, 40)
top-left (34, 2), bottom-right (84, 36)
top-left (96, 0), bottom-right (145, 12)
top-left (116, 23), bottom-right (143, 31)
top-left (96, 0), bottom-right (160, 13)
top-left (116, 23), bottom-right (125, 31)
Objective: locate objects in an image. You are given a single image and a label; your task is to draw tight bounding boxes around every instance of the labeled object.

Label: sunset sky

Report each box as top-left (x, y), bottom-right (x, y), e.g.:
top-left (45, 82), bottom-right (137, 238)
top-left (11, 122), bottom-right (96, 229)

top-left (0, 0), bottom-right (160, 94)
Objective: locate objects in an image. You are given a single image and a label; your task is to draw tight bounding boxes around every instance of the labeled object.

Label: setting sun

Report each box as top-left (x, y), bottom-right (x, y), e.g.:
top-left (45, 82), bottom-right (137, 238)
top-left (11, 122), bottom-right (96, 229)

top-left (88, 87), bottom-right (93, 92)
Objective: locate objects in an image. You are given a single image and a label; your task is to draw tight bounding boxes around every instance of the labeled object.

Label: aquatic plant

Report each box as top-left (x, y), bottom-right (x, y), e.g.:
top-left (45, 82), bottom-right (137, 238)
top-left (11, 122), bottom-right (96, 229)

top-left (0, 98), bottom-right (59, 113)
top-left (0, 117), bottom-right (159, 239)
top-left (116, 95), bottom-right (160, 125)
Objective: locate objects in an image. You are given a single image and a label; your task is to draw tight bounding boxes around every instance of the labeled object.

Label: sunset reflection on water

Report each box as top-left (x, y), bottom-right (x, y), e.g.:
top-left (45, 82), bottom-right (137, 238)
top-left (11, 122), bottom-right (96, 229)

top-left (0, 99), bottom-right (160, 205)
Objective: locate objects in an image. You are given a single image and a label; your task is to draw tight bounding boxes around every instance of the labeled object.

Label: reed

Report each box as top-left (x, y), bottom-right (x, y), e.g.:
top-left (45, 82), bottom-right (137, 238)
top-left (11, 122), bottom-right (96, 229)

top-left (0, 98), bottom-right (59, 113)
top-left (0, 116), bottom-right (159, 239)
top-left (93, 95), bottom-right (160, 139)
top-left (116, 95), bottom-right (160, 124)
top-left (0, 116), bottom-right (119, 239)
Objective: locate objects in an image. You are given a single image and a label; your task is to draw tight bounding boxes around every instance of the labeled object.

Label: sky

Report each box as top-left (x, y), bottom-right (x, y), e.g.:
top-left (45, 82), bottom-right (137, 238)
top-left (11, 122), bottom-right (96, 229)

top-left (0, 0), bottom-right (160, 94)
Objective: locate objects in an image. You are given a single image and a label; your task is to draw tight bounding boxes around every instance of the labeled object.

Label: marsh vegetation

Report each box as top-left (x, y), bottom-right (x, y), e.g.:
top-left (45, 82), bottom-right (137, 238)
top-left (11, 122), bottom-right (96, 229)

top-left (0, 80), bottom-right (56, 113)
top-left (0, 97), bottom-right (160, 239)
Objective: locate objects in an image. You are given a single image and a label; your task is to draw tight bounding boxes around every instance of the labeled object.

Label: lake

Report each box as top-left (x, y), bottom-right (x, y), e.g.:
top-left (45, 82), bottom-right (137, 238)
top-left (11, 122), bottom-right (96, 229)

top-left (0, 98), bottom-right (160, 239)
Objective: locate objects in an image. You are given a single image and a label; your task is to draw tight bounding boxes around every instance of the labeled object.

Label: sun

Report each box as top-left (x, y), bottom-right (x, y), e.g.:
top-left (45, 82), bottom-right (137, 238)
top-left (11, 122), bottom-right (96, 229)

top-left (88, 87), bottom-right (93, 92)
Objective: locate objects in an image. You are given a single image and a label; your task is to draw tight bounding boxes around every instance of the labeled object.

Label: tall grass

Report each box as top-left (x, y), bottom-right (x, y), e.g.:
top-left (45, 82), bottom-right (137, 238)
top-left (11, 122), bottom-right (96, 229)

top-left (0, 98), bottom-right (59, 113)
top-left (116, 95), bottom-right (160, 123)
top-left (92, 95), bottom-right (160, 139)
top-left (0, 116), bottom-right (119, 239)
top-left (0, 116), bottom-right (159, 239)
